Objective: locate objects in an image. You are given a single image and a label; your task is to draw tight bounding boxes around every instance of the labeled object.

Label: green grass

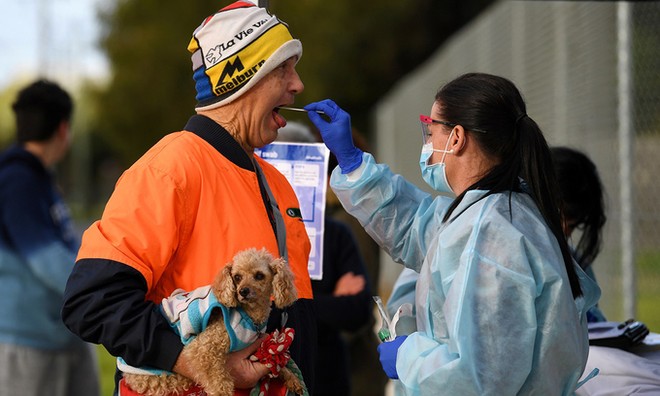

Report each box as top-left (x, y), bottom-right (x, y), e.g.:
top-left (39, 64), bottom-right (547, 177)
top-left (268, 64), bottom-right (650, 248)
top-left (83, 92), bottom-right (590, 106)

top-left (97, 346), bottom-right (116, 396)
top-left (636, 250), bottom-right (660, 330)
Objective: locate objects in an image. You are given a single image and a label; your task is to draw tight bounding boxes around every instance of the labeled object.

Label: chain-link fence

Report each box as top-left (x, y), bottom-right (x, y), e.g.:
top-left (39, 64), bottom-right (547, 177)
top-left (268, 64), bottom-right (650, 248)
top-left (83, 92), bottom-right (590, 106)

top-left (373, 0), bottom-right (660, 328)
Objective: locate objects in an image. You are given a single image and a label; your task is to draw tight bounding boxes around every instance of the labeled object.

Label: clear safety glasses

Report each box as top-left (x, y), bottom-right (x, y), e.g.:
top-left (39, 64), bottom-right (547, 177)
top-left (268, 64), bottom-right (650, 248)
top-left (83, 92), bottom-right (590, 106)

top-left (419, 114), bottom-right (487, 143)
top-left (419, 115), bottom-right (456, 144)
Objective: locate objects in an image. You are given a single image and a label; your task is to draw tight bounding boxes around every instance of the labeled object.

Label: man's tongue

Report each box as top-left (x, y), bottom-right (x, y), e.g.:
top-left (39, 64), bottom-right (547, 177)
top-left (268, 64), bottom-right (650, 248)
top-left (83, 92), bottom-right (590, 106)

top-left (273, 111), bottom-right (287, 128)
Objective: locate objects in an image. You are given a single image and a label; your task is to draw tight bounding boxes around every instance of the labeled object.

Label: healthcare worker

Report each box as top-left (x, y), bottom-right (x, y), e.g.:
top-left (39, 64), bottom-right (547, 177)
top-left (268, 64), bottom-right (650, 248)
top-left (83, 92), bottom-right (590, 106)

top-left (305, 72), bottom-right (601, 395)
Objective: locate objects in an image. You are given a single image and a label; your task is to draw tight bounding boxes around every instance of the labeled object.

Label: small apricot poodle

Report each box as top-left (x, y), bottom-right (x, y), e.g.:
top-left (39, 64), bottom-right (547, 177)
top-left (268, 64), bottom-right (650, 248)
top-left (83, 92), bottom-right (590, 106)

top-left (122, 248), bottom-right (304, 396)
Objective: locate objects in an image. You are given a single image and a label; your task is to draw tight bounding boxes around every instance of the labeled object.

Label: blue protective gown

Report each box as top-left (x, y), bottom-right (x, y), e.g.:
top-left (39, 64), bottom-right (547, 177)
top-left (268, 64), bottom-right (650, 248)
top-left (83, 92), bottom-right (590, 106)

top-left (331, 153), bottom-right (601, 396)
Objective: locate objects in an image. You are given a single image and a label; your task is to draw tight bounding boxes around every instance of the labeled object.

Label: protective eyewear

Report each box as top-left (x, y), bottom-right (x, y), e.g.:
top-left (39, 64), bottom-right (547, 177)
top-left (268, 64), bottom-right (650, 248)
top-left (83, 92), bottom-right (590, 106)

top-left (420, 115), bottom-right (456, 144)
top-left (419, 114), bottom-right (487, 143)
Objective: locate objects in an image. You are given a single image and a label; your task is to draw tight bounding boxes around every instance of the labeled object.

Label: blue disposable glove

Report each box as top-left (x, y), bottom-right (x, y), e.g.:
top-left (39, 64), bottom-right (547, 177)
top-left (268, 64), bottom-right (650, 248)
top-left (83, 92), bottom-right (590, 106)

top-left (377, 335), bottom-right (407, 379)
top-left (304, 99), bottom-right (363, 174)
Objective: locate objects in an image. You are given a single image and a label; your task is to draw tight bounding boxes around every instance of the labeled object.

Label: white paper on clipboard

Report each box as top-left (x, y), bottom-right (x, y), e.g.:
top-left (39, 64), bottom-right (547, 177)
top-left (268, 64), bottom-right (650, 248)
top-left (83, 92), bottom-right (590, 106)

top-left (256, 142), bottom-right (329, 280)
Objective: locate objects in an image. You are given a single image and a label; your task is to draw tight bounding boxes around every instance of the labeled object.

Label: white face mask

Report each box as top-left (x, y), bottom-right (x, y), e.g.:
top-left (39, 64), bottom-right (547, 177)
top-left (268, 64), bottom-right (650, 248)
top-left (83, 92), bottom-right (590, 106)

top-left (419, 131), bottom-right (454, 195)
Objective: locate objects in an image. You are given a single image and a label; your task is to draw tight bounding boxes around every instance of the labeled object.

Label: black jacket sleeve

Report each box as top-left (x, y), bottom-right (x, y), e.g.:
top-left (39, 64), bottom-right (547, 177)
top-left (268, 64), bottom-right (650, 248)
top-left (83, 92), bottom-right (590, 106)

top-left (61, 258), bottom-right (183, 371)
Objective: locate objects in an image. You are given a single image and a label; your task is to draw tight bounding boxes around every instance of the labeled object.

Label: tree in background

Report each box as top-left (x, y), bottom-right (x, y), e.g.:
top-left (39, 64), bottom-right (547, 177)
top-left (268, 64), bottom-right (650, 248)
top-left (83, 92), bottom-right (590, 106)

top-left (0, 84), bottom-right (21, 147)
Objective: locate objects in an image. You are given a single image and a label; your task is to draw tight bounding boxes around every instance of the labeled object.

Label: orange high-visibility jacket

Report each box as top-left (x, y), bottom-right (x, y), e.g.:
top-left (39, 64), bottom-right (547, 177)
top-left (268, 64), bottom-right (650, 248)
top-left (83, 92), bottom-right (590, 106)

top-left (78, 117), bottom-right (312, 302)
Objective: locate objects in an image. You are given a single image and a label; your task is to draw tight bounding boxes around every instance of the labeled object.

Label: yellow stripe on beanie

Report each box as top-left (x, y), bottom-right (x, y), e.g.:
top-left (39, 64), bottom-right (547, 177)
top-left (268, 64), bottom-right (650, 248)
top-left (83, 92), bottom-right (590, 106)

top-left (207, 24), bottom-right (294, 99)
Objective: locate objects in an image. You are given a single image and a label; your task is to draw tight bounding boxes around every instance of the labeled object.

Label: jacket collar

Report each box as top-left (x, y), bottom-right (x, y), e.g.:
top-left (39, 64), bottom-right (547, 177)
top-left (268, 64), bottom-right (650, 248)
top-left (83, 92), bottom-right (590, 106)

top-left (183, 114), bottom-right (254, 172)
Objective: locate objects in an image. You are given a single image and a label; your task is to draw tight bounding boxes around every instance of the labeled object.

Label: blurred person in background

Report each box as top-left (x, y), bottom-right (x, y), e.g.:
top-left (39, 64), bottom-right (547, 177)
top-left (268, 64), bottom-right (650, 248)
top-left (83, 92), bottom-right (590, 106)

top-left (552, 146), bottom-right (660, 395)
top-left (552, 146), bottom-right (608, 322)
top-left (304, 72), bottom-right (600, 395)
top-left (277, 121), bottom-right (377, 396)
top-left (61, 2), bottom-right (316, 395)
top-left (0, 80), bottom-right (99, 396)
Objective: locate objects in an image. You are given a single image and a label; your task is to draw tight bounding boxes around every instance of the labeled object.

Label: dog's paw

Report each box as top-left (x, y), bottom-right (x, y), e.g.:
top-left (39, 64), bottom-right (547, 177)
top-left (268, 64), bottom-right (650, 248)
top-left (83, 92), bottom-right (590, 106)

top-left (288, 380), bottom-right (305, 395)
top-left (280, 370), bottom-right (306, 395)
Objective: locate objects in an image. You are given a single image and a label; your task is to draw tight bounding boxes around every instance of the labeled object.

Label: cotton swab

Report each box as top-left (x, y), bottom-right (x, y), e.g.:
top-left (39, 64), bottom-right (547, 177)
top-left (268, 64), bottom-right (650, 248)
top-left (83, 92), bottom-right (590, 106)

top-left (277, 106), bottom-right (326, 115)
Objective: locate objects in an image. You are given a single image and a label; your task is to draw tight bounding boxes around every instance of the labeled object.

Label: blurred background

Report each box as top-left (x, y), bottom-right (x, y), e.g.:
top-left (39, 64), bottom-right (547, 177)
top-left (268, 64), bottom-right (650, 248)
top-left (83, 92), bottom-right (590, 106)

top-left (1, 1), bottom-right (659, 394)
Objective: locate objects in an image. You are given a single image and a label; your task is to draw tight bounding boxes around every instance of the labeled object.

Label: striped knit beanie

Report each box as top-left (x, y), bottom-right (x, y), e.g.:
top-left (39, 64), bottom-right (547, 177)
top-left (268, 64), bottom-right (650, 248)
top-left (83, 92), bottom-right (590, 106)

top-left (188, 1), bottom-right (302, 111)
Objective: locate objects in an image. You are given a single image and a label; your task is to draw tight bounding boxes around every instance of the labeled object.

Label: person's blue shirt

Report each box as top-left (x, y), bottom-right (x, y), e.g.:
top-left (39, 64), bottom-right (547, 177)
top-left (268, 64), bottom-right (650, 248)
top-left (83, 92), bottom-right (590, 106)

top-left (0, 144), bottom-right (79, 349)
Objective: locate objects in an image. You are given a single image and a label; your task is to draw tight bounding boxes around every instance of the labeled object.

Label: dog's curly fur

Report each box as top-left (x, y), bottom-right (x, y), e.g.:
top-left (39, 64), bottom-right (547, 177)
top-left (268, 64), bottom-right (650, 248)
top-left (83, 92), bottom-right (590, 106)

top-left (122, 248), bottom-right (303, 396)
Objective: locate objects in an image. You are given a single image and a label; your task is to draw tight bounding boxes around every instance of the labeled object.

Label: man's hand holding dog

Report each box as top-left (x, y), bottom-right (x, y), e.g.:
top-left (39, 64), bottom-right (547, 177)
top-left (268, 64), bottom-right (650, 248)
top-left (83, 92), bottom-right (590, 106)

top-left (172, 335), bottom-right (269, 389)
top-left (227, 336), bottom-right (271, 389)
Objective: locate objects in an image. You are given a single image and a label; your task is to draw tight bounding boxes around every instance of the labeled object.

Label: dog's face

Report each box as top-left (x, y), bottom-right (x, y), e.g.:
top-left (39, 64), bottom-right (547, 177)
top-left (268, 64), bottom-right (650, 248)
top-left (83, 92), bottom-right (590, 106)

top-left (229, 251), bottom-right (275, 305)
top-left (215, 248), bottom-right (298, 314)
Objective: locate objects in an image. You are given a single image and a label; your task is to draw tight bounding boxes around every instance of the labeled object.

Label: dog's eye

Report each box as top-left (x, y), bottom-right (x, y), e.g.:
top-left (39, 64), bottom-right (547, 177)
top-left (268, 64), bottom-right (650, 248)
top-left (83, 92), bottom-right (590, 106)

top-left (254, 272), bottom-right (265, 281)
top-left (233, 274), bottom-right (242, 283)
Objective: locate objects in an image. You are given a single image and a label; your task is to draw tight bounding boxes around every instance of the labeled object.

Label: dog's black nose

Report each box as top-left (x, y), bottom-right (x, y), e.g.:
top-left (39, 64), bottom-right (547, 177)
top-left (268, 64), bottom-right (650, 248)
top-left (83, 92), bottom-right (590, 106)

top-left (239, 288), bottom-right (250, 298)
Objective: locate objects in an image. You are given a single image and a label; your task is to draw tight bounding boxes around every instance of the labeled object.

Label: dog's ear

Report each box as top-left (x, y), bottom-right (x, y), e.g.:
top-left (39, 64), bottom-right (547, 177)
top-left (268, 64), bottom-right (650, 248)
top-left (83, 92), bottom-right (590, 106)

top-left (271, 257), bottom-right (298, 308)
top-left (216, 264), bottom-right (238, 307)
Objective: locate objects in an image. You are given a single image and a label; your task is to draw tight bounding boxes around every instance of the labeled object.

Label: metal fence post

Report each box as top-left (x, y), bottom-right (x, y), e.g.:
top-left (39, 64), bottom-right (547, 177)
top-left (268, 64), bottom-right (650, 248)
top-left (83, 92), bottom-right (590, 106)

top-left (617, 1), bottom-right (636, 319)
